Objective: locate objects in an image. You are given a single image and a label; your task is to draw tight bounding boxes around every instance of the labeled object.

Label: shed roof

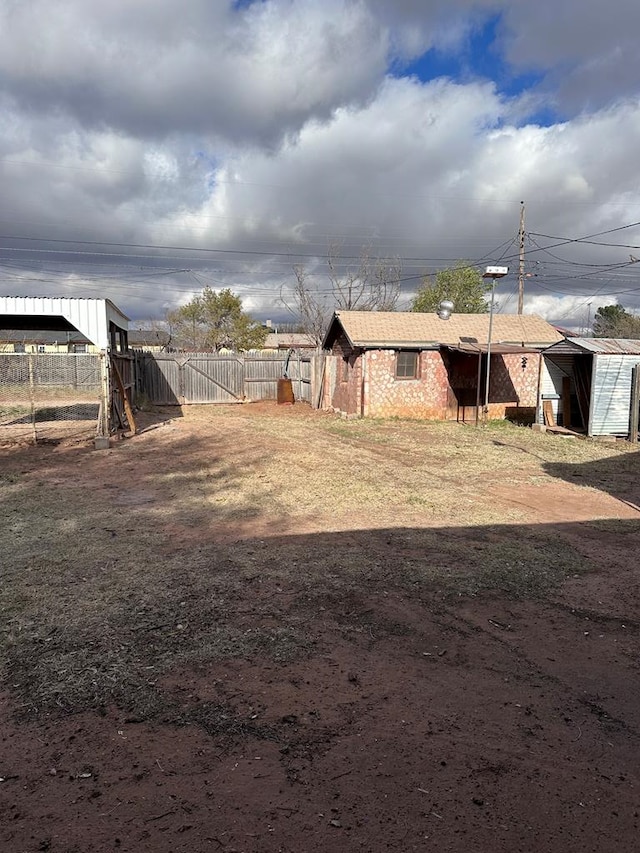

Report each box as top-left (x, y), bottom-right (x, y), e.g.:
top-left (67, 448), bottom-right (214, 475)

top-left (545, 337), bottom-right (640, 356)
top-left (0, 296), bottom-right (128, 349)
top-left (323, 311), bottom-right (562, 350)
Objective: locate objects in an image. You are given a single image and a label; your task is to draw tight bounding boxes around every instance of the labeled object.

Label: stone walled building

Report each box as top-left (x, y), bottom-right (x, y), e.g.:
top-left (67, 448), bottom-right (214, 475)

top-left (322, 311), bottom-right (563, 422)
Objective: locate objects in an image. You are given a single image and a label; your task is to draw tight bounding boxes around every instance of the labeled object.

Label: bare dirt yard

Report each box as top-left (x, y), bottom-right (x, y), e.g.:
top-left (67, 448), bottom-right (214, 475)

top-left (1, 402), bottom-right (640, 853)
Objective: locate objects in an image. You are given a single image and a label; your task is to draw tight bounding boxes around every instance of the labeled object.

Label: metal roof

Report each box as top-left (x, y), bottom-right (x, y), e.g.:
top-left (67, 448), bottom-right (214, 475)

top-left (545, 337), bottom-right (640, 356)
top-left (323, 311), bottom-right (563, 350)
top-left (444, 342), bottom-right (540, 355)
top-left (0, 296), bottom-right (128, 348)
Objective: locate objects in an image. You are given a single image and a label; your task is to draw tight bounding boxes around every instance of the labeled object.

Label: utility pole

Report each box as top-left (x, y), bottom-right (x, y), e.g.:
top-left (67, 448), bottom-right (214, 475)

top-left (517, 201), bottom-right (525, 315)
top-left (481, 266), bottom-right (509, 424)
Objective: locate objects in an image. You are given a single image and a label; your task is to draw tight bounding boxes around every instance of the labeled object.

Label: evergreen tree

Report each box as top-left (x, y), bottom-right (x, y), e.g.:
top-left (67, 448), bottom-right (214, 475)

top-left (411, 263), bottom-right (490, 314)
top-left (593, 304), bottom-right (640, 338)
top-left (167, 287), bottom-right (267, 351)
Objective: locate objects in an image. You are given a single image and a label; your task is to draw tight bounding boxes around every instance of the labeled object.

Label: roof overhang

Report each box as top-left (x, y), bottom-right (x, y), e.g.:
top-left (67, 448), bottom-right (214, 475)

top-left (357, 340), bottom-right (441, 349)
top-left (444, 342), bottom-right (541, 355)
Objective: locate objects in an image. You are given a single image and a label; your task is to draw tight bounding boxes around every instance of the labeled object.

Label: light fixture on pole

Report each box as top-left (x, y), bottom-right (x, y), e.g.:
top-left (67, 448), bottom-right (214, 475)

top-left (481, 266), bottom-right (509, 423)
top-left (437, 299), bottom-right (454, 320)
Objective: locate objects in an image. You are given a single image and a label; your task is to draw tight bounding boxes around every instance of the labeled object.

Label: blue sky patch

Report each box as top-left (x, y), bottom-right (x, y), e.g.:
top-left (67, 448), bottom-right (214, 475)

top-left (394, 13), bottom-right (558, 128)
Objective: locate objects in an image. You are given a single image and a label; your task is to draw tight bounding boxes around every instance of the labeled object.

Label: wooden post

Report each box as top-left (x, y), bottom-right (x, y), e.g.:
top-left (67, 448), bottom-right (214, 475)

top-left (475, 350), bottom-right (482, 427)
top-left (93, 351), bottom-right (111, 447)
top-left (535, 352), bottom-right (544, 429)
top-left (313, 352), bottom-right (326, 410)
top-left (562, 376), bottom-right (572, 427)
top-left (543, 400), bottom-right (556, 427)
top-left (629, 364), bottom-right (640, 443)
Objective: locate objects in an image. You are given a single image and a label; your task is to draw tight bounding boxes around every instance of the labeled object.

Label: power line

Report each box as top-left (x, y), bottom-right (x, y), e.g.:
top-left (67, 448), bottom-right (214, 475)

top-left (0, 232), bottom-right (496, 266)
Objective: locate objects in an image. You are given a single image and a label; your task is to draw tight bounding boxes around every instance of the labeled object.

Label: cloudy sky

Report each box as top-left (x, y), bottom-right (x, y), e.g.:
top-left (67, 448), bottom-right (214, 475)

top-left (1, 0), bottom-right (640, 330)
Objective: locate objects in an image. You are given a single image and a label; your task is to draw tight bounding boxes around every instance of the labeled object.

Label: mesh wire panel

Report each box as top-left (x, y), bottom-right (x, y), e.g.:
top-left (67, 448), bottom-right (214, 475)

top-left (0, 352), bottom-right (102, 444)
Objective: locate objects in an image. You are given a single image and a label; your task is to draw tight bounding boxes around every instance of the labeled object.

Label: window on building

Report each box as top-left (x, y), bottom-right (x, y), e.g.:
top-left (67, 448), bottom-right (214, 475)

top-left (396, 350), bottom-right (419, 379)
top-left (73, 343), bottom-right (88, 353)
top-left (37, 345), bottom-right (46, 353)
top-left (13, 343), bottom-right (26, 353)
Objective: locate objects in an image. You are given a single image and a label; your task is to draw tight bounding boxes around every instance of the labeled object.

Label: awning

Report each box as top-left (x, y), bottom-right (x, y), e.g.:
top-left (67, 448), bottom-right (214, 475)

top-left (444, 342), bottom-right (540, 355)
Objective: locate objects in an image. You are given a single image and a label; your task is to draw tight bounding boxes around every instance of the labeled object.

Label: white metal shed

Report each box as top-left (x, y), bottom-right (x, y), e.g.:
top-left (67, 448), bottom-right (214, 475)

top-left (539, 338), bottom-right (640, 436)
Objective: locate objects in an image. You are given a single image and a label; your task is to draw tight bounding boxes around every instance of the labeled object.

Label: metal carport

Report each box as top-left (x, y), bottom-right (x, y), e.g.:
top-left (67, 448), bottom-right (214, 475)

top-left (0, 296), bottom-right (131, 445)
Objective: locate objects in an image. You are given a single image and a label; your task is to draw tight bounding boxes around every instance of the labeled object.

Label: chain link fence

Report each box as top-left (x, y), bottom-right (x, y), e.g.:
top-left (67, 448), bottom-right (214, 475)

top-left (0, 352), bottom-right (105, 444)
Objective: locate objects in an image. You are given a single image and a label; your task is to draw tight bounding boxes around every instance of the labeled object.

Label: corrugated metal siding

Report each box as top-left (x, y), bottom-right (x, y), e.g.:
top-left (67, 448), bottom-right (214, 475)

top-left (591, 355), bottom-right (640, 435)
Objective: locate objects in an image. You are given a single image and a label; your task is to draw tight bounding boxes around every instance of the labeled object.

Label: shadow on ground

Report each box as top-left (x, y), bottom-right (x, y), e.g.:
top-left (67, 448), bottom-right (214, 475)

top-left (544, 446), bottom-right (640, 507)
top-left (1, 515), bottom-right (639, 853)
top-left (1, 417), bottom-right (640, 852)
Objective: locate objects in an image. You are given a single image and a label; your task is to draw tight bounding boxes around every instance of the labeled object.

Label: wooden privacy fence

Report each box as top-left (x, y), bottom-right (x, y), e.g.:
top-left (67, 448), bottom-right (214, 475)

top-left (134, 351), bottom-right (320, 406)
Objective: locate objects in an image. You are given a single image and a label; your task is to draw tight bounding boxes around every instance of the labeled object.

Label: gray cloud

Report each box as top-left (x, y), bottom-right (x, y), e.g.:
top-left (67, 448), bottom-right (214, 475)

top-left (0, 0), bottom-right (389, 145)
top-left (1, 0), bottom-right (640, 328)
top-left (496, 0), bottom-right (640, 113)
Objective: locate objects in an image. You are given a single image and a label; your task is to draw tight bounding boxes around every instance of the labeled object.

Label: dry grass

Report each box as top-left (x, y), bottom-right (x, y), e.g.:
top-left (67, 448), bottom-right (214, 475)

top-left (1, 403), bottom-right (637, 720)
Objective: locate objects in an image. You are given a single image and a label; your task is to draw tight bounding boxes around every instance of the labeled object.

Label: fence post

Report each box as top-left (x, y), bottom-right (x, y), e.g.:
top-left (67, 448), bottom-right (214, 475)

top-left (28, 352), bottom-right (37, 443)
top-left (630, 364), bottom-right (640, 443)
top-left (95, 350), bottom-right (111, 449)
top-left (312, 352), bottom-right (326, 410)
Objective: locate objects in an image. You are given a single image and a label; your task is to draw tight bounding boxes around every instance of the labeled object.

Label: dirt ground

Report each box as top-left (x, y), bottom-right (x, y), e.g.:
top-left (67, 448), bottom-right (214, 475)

top-left (1, 402), bottom-right (640, 853)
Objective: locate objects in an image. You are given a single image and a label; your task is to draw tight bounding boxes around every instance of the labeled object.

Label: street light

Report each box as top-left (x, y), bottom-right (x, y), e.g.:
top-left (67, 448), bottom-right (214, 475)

top-left (482, 266), bottom-right (509, 423)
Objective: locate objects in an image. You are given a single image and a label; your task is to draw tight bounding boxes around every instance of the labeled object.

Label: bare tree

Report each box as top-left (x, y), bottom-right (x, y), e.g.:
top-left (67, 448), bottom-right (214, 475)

top-left (369, 256), bottom-right (403, 311)
top-left (283, 245), bottom-right (402, 345)
top-left (286, 264), bottom-right (333, 347)
top-left (327, 244), bottom-right (401, 310)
